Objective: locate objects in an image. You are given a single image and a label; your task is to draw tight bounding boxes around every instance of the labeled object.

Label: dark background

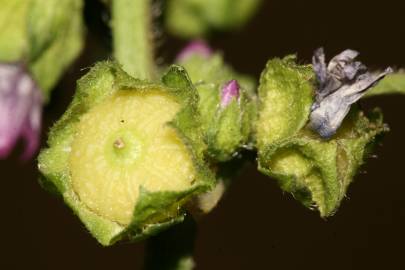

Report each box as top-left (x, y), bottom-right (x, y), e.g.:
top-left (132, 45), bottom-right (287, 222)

top-left (1, 0), bottom-right (405, 269)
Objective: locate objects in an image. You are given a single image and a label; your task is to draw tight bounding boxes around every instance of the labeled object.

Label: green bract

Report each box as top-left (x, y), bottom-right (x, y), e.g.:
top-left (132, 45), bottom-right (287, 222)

top-left (165, 0), bottom-right (262, 38)
top-left (38, 62), bottom-right (215, 245)
top-left (256, 56), bottom-right (387, 217)
top-left (177, 52), bottom-right (257, 162)
top-left (0, 0), bottom-right (84, 96)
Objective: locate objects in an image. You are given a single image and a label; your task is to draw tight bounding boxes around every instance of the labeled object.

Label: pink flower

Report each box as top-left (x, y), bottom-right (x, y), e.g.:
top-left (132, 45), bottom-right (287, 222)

top-left (176, 40), bottom-right (213, 62)
top-left (220, 80), bottom-right (240, 108)
top-left (0, 63), bottom-right (43, 160)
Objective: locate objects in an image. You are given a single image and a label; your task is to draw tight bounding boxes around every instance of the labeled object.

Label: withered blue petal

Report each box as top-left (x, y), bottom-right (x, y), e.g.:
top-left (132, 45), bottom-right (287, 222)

top-left (310, 48), bottom-right (392, 138)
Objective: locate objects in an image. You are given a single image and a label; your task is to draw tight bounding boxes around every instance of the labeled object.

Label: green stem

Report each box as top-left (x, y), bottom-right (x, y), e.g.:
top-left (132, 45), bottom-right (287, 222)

top-left (365, 73), bottom-right (405, 97)
top-left (112, 0), bottom-right (155, 80)
top-left (144, 215), bottom-right (197, 270)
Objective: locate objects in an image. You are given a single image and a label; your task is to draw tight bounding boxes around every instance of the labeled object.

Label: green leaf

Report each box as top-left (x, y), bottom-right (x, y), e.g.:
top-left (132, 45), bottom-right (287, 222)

top-left (365, 72), bottom-right (405, 97)
top-left (165, 0), bottom-right (263, 38)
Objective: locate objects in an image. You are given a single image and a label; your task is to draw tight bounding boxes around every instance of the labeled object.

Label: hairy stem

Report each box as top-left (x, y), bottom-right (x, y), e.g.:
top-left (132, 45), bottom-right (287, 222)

top-left (112, 0), bottom-right (155, 80)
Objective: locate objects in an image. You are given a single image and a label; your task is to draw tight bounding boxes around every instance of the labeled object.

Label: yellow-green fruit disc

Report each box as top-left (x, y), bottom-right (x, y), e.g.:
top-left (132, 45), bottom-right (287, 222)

top-left (70, 90), bottom-right (196, 225)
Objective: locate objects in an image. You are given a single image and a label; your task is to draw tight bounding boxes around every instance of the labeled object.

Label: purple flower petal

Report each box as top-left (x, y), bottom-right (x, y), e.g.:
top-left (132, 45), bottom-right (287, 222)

top-left (220, 80), bottom-right (240, 108)
top-left (176, 40), bottom-right (213, 62)
top-left (0, 63), bottom-right (43, 160)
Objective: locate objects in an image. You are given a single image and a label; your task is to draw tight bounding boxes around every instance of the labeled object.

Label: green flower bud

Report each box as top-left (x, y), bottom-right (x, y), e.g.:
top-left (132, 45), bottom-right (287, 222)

top-left (0, 0), bottom-right (84, 96)
top-left (38, 62), bottom-right (215, 245)
top-left (174, 42), bottom-right (255, 216)
top-left (256, 56), bottom-right (387, 217)
top-left (176, 46), bottom-right (257, 162)
top-left (28, 0), bottom-right (84, 95)
top-left (0, 0), bottom-right (29, 62)
top-left (165, 0), bottom-right (262, 38)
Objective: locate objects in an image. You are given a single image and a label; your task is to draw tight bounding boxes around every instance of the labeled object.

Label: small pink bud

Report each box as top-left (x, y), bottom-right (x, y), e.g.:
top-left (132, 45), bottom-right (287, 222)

top-left (220, 80), bottom-right (240, 108)
top-left (0, 63), bottom-right (43, 160)
top-left (176, 40), bottom-right (213, 62)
